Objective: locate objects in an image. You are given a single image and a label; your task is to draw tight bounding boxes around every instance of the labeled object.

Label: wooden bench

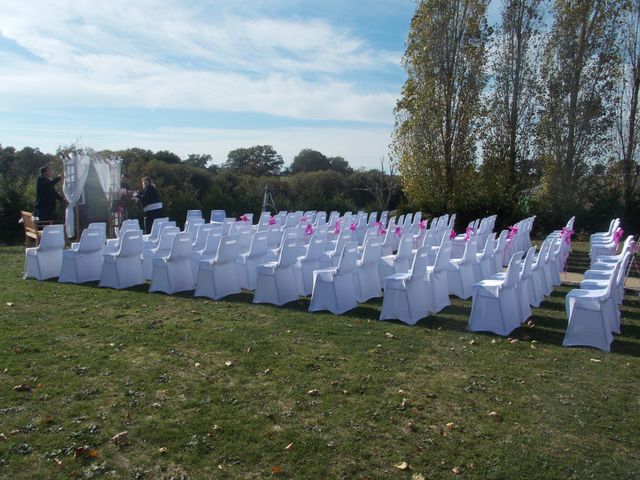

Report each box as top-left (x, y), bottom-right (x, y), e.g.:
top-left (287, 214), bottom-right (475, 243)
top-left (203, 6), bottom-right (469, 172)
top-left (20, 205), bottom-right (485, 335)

top-left (21, 211), bottom-right (53, 246)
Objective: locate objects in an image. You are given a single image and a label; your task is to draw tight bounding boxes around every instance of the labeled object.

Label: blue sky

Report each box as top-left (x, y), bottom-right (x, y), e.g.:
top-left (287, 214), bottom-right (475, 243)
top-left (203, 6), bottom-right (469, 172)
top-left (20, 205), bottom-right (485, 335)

top-left (0, 0), bottom-right (502, 169)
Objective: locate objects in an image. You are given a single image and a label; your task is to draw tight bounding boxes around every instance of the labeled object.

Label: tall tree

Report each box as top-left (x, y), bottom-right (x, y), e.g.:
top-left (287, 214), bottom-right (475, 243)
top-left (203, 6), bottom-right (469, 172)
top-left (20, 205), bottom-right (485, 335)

top-left (224, 145), bottom-right (283, 177)
top-left (537, 0), bottom-right (624, 221)
top-left (393, 0), bottom-right (490, 212)
top-left (482, 0), bottom-right (544, 220)
top-left (615, 0), bottom-right (640, 226)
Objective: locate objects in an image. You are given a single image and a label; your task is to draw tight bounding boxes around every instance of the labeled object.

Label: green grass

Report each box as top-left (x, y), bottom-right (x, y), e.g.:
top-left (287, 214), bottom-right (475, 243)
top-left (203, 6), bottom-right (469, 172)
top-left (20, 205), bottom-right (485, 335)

top-left (0, 243), bottom-right (639, 479)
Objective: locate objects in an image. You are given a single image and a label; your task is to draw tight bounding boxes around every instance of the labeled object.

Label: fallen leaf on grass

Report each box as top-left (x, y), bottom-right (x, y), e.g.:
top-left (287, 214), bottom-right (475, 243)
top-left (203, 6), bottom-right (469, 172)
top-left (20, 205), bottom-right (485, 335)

top-left (488, 411), bottom-right (502, 421)
top-left (411, 474), bottom-right (426, 480)
top-left (158, 447), bottom-right (167, 454)
top-left (401, 398), bottom-right (408, 409)
top-left (194, 362), bottom-right (201, 368)
top-left (12, 384), bottom-right (31, 392)
top-left (307, 389), bottom-right (320, 397)
top-left (271, 465), bottom-right (282, 474)
top-left (6, 302), bottom-right (14, 307)
top-left (452, 466), bottom-right (462, 474)
top-left (285, 442), bottom-right (294, 450)
top-left (54, 457), bottom-right (64, 468)
top-left (445, 422), bottom-right (456, 430)
top-left (74, 446), bottom-right (98, 459)
top-left (111, 431), bottom-right (128, 445)
top-left (385, 332), bottom-right (396, 338)
top-left (590, 358), bottom-right (602, 363)
top-left (394, 461), bottom-right (409, 470)
top-left (224, 361), bottom-right (233, 367)
top-left (0, 433), bottom-right (6, 442)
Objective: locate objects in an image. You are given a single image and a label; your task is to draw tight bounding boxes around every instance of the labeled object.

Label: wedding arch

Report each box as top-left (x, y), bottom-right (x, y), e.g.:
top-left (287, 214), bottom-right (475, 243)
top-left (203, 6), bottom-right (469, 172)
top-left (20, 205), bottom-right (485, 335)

top-left (60, 148), bottom-right (122, 238)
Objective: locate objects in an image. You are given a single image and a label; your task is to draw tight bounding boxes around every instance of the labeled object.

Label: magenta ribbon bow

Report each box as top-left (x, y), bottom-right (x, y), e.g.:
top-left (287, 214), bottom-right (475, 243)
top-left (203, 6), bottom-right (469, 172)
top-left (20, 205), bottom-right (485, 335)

top-left (350, 223), bottom-right (357, 232)
top-left (613, 227), bottom-right (624, 244)
top-left (268, 216), bottom-right (276, 225)
top-left (334, 220), bottom-right (341, 234)
top-left (418, 220), bottom-right (426, 231)
top-left (507, 225), bottom-right (518, 240)
top-left (300, 215), bottom-right (308, 222)
top-left (238, 214), bottom-right (249, 222)
top-left (561, 227), bottom-right (574, 245)
top-left (450, 230), bottom-right (457, 240)
top-left (394, 226), bottom-right (402, 238)
top-left (465, 226), bottom-right (475, 241)
top-left (305, 224), bottom-right (314, 237)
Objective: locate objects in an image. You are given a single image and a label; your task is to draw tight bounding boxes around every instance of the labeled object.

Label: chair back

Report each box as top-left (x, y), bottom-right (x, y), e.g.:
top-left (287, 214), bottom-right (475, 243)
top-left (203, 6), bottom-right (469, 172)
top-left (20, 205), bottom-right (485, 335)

top-left (117, 221), bottom-right (140, 239)
top-left (521, 246), bottom-right (537, 278)
top-left (360, 238), bottom-right (382, 265)
top-left (503, 252), bottom-right (524, 288)
top-left (38, 225), bottom-right (65, 251)
top-left (86, 222), bottom-right (107, 238)
top-left (278, 238), bottom-right (299, 268)
top-left (481, 233), bottom-right (496, 257)
top-left (494, 230), bottom-right (508, 254)
top-left (248, 232), bottom-right (269, 257)
top-left (156, 226), bottom-right (180, 252)
top-left (185, 217), bottom-right (204, 234)
top-left (186, 209), bottom-right (203, 221)
top-left (434, 241), bottom-right (452, 271)
top-left (203, 231), bottom-right (222, 255)
top-left (215, 235), bottom-right (239, 264)
top-left (118, 230), bottom-right (143, 257)
top-left (77, 228), bottom-right (106, 253)
top-left (336, 242), bottom-right (359, 274)
top-left (194, 223), bottom-right (222, 251)
top-left (148, 217), bottom-right (169, 242)
top-left (461, 237), bottom-right (478, 262)
top-left (304, 234), bottom-right (327, 261)
top-left (368, 211), bottom-right (378, 226)
top-left (410, 246), bottom-right (430, 279)
top-left (168, 232), bottom-right (193, 260)
top-left (210, 209), bottom-right (226, 223)
top-left (396, 234), bottom-right (414, 261)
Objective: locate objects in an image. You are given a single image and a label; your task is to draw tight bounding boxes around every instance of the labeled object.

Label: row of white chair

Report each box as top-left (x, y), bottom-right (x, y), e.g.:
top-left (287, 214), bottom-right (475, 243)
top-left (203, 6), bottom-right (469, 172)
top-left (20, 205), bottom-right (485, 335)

top-left (563, 229), bottom-right (635, 352)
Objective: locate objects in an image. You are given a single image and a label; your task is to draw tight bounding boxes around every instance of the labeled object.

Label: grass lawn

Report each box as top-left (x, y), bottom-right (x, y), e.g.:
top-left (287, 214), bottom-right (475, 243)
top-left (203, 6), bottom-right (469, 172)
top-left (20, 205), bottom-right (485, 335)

top-left (0, 242), bottom-right (639, 479)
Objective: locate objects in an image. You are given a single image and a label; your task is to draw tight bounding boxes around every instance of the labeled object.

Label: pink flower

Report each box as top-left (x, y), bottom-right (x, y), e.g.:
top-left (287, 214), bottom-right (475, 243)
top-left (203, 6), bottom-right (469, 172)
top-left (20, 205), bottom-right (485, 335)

top-left (268, 216), bottom-right (276, 225)
top-left (394, 226), bottom-right (402, 238)
top-left (305, 224), bottom-right (314, 236)
top-left (450, 230), bottom-right (457, 240)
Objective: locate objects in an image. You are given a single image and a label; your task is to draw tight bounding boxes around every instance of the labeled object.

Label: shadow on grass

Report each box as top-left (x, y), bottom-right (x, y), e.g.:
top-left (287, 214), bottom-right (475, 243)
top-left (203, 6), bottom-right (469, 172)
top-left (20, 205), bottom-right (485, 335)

top-left (33, 268), bottom-right (640, 357)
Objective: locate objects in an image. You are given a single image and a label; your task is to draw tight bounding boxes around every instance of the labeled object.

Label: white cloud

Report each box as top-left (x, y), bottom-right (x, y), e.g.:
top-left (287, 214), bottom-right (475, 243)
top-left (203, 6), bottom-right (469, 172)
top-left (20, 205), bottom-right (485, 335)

top-left (0, 0), bottom-right (403, 122)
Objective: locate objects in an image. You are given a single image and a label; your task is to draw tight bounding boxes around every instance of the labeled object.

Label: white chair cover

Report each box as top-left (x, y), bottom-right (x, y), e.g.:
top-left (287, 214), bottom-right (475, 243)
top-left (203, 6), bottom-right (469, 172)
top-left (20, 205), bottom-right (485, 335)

top-left (309, 241), bottom-right (359, 314)
top-left (380, 245), bottom-right (431, 325)
top-left (99, 230), bottom-right (145, 289)
top-left (194, 235), bottom-right (242, 300)
top-left (150, 232), bottom-right (194, 294)
top-left (23, 225), bottom-right (65, 280)
top-left (58, 228), bottom-right (106, 283)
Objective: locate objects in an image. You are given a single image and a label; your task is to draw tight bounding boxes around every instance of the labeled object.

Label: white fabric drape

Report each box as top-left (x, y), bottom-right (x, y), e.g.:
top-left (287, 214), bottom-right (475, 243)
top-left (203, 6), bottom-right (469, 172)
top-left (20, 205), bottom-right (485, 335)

top-left (62, 152), bottom-right (91, 238)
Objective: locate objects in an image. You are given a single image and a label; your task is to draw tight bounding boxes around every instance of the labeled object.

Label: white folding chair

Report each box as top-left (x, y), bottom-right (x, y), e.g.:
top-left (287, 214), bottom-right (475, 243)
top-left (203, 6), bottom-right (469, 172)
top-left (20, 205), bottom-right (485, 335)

top-left (468, 252), bottom-right (524, 337)
top-left (293, 234), bottom-right (331, 296)
top-left (425, 236), bottom-right (452, 313)
top-left (236, 232), bottom-right (269, 290)
top-left (253, 238), bottom-right (300, 306)
top-left (58, 228), bottom-right (106, 283)
top-left (354, 237), bottom-right (383, 303)
top-left (23, 225), bottom-right (65, 280)
top-left (380, 245), bottom-right (431, 325)
top-left (143, 226), bottom-right (180, 280)
top-left (447, 237), bottom-right (478, 299)
top-left (378, 234), bottom-right (413, 287)
top-left (563, 261), bottom-right (622, 352)
top-left (99, 230), bottom-right (145, 289)
top-left (309, 241), bottom-right (359, 315)
top-left (150, 232), bottom-right (194, 294)
top-left (194, 235), bottom-right (242, 300)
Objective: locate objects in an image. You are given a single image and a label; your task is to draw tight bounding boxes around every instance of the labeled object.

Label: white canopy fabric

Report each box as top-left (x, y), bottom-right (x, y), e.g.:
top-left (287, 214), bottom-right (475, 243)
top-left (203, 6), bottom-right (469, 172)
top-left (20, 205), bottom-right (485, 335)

top-left (62, 150), bottom-right (122, 237)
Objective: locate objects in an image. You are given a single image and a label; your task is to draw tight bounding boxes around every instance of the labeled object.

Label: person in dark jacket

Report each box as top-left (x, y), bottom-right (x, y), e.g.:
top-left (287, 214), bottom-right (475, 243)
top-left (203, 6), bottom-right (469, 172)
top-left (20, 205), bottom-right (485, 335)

top-left (134, 176), bottom-right (165, 234)
top-left (34, 166), bottom-right (64, 221)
